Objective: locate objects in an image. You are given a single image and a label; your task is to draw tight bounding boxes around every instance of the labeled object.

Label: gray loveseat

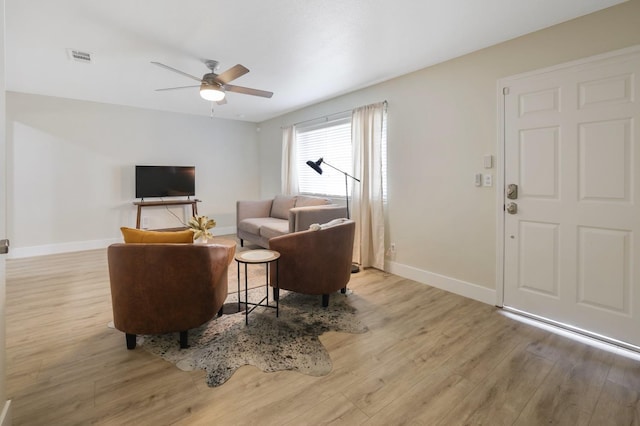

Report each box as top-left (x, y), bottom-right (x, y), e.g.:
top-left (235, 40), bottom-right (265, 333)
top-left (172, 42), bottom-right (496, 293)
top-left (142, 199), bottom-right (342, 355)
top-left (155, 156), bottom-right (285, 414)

top-left (236, 195), bottom-right (348, 248)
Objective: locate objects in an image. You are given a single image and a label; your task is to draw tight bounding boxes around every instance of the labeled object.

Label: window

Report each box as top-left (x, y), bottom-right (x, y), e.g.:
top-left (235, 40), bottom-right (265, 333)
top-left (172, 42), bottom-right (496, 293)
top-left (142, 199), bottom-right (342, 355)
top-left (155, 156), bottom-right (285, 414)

top-left (294, 107), bottom-right (388, 200)
top-left (296, 114), bottom-right (353, 197)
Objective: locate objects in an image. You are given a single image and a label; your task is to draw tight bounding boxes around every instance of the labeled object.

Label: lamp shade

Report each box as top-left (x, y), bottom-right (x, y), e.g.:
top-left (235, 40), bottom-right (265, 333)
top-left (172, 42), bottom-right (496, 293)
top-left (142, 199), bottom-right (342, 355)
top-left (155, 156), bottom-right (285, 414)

top-left (306, 158), bottom-right (324, 175)
top-left (200, 83), bottom-right (225, 102)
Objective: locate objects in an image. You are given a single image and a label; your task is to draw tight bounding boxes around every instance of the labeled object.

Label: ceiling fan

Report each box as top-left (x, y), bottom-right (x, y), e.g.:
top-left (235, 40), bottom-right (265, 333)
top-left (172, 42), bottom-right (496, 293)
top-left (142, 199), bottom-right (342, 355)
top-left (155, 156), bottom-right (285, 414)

top-left (151, 60), bottom-right (273, 104)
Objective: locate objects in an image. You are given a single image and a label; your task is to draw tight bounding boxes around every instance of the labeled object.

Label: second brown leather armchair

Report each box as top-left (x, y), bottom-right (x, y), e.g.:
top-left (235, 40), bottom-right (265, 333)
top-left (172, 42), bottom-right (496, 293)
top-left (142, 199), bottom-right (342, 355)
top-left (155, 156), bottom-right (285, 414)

top-left (268, 220), bottom-right (355, 307)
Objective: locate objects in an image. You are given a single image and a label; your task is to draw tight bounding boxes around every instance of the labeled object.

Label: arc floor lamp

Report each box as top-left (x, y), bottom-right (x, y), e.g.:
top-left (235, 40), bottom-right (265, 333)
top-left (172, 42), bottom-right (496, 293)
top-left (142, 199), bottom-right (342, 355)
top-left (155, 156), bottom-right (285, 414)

top-left (306, 157), bottom-right (361, 273)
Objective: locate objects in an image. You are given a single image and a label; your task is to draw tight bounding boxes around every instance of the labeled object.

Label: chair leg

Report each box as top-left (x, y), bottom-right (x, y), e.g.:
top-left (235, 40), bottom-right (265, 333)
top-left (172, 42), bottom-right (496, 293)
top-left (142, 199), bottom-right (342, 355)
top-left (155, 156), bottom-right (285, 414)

top-left (218, 306), bottom-right (224, 317)
top-left (125, 333), bottom-right (136, 350)
top-left (322, 294), bottom-right (329, 307)
top-left (240, 239), bottom-right (244, 247)
top-left (341, 287), bottom-right (347, 294)
top-left (179, 331), bottom-right (189, 349)
top-left (273, 287), bottom-right (279, 301)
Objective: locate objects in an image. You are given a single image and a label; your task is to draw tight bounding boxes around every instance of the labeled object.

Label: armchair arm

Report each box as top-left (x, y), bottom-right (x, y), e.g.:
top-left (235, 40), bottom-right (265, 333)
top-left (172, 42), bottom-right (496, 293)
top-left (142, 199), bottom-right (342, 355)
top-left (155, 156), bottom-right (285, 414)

top-left (236, 199), bottom-right (273, 223)
top-left (288, 205), bottom-right (348, 232)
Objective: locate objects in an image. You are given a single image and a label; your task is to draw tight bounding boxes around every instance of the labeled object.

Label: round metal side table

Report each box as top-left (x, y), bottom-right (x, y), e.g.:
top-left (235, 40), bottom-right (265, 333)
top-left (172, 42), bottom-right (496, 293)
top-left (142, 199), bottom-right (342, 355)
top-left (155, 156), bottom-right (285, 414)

top-left (234, 249), bottom-right (280, 325)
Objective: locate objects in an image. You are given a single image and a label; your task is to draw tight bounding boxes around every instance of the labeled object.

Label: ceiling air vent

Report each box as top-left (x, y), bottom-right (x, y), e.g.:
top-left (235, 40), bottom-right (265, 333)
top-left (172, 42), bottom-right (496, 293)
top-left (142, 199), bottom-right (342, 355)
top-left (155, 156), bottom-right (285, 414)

top-left (67, 49), bottom-right (92, 64)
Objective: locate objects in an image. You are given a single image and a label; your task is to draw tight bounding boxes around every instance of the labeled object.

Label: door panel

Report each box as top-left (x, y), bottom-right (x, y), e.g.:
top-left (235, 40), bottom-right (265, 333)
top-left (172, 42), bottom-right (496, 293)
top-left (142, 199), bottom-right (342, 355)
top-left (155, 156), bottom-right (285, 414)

top-left (520, 127), bottom-right (559, 199)
top-left (579, 119), bottom-right (631, 202)
top-left (518, 221), bottom-right (559, 297)
top-left (503, 49), bottom-right (640, 347)
top-left (577, 226), bottom-right (630, 314)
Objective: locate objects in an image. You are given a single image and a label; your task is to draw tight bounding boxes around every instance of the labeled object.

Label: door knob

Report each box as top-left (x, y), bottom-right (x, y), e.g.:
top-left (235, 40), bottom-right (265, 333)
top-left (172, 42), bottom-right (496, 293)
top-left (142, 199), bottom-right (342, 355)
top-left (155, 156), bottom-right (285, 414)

top-left (506, 202), bottom-right (518, 214)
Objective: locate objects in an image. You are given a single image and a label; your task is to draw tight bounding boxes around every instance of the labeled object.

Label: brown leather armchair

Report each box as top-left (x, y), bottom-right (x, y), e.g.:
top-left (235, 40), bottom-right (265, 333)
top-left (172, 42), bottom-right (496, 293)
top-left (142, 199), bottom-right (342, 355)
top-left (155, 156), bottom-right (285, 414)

top-left (268, 220), bottom-right (355, 307)
top-left (107, 242), bottom-right (235, 349)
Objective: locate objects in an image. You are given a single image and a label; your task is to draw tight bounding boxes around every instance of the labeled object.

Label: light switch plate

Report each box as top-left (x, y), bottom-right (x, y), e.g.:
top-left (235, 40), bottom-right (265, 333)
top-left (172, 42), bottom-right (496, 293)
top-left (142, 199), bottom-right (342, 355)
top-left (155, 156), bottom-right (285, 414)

top-left (484, 154), bottom-right (493, 169)
top-left (483, 174), bottom-right (493, 187)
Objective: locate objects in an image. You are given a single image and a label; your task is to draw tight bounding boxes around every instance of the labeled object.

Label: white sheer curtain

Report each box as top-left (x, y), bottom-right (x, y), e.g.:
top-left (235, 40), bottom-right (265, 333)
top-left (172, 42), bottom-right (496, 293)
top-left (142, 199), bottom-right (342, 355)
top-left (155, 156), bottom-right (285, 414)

top-left (281, 125), bottom-right (298, 195)
top-left (351, 102), bottom-right (386, 270)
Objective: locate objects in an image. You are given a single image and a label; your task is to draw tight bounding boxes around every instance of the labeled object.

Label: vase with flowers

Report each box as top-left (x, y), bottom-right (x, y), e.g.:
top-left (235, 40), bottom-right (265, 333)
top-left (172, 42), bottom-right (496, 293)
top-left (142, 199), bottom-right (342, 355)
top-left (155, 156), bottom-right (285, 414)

top-left (188, 215), bottom-right (216, 243)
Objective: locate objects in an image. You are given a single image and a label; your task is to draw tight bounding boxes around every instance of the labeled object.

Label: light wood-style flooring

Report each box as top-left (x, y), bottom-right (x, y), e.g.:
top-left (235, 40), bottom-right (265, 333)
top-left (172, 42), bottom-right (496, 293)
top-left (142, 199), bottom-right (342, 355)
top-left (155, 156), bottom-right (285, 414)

top-left (6, 246), bottom-right (640, 425)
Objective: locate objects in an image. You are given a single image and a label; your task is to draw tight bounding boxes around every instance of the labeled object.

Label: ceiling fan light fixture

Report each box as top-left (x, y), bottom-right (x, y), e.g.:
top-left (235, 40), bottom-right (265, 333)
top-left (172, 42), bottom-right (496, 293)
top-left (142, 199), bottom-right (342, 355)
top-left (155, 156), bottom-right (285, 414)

top-left (199, 83), bottom-right (225, 102)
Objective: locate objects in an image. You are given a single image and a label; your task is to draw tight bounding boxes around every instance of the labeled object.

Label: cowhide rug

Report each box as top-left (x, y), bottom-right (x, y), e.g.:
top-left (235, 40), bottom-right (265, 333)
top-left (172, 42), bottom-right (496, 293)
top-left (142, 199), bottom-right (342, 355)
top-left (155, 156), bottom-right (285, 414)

top-left (137, 289), bottom-right (368, 387)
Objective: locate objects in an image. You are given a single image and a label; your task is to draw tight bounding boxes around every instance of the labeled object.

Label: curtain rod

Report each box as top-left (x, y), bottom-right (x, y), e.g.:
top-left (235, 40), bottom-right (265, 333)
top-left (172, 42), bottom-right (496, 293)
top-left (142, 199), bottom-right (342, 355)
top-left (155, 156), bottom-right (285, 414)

top-left (283, 100), bottom-right (387, 129)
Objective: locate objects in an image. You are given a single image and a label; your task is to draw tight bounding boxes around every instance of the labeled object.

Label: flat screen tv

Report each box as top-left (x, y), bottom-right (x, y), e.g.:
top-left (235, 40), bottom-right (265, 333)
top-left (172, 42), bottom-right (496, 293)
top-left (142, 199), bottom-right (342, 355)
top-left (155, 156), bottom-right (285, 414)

top-left (135, 165), bottom-right (196, 199)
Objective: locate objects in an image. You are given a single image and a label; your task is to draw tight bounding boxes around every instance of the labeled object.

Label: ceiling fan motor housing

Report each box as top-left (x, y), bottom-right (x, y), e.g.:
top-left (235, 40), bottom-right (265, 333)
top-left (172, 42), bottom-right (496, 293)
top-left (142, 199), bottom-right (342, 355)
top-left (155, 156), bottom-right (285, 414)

top-left (202, 73), bottom-right (221, 87)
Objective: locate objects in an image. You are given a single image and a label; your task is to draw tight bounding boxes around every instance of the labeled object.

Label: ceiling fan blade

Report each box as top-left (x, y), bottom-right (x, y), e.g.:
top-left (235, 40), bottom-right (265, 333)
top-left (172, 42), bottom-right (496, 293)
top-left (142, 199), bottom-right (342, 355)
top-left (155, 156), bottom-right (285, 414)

top-left (155, 85), bottom-right (200, 92)
top-left (151, 61), bottom-right (202, 83)
top-left (214, 64), bottom-right (249, 84)
top-left (216, 97), bottom-right (228, 106)
top-left (224, 84), bottom-right (273, 98)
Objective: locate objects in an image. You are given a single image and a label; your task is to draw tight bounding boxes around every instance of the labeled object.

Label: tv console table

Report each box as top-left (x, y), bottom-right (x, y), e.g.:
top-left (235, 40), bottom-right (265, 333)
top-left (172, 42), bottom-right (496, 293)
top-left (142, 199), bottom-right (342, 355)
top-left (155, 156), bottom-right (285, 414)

top-left (133, 199), bottom-right (200, 230)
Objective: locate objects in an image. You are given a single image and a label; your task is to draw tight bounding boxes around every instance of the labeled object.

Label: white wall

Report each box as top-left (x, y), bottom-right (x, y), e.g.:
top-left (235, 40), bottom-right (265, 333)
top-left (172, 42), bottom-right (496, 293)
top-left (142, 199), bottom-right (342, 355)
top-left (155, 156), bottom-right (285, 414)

top-left (258, 0), bottom-right (640, 303)
top-left (6, 92), bottom-right (261, 257)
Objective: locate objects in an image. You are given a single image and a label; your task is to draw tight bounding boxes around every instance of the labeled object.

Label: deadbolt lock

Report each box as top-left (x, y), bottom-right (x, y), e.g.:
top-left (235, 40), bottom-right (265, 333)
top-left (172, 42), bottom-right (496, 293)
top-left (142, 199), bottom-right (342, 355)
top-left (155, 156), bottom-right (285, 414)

top-left (507, 184), bottom-right (518, 200)
top-left (506, 202), bottom-right (518, 215)
top-left (0, 239), bottom-right (9, 255)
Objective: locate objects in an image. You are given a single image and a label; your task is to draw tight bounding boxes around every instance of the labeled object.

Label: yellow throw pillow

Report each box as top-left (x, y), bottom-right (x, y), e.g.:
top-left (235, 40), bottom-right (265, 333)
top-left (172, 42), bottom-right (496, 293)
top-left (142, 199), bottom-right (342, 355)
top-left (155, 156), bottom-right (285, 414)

top-left (120, 227), bottom-right (194, 244)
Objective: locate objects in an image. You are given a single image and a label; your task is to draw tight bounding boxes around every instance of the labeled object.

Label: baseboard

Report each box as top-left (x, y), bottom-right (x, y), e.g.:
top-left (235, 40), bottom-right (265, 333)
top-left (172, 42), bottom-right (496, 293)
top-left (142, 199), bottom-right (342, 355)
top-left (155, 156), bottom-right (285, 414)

top-left (385, 260), bottom-right (497, 306)
top-left (0, 400), bottom-right (11, 426)
top-left (6, 226), bottom-right (238, 259)
top-left (7, 238), bottom-right (120, 259)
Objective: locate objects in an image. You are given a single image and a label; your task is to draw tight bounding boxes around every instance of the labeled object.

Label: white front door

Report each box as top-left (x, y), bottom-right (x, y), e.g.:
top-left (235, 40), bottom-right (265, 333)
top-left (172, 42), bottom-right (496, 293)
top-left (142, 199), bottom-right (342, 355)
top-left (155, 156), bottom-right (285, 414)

top-left (502, 47), bottom-right (640, 347)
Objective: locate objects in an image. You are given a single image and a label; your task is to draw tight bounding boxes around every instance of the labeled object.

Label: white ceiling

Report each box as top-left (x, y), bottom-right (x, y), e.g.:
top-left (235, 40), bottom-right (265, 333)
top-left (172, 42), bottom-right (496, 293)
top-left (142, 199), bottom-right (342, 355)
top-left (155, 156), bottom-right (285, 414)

top-left (5, 0), bottom-right (626, 122)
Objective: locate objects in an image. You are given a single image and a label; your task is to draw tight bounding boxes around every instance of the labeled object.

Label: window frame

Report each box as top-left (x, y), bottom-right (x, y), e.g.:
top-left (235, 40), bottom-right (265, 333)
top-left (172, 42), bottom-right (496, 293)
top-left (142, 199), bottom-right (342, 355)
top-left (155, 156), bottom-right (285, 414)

top-left (295, 113), bottom-right (353, 198)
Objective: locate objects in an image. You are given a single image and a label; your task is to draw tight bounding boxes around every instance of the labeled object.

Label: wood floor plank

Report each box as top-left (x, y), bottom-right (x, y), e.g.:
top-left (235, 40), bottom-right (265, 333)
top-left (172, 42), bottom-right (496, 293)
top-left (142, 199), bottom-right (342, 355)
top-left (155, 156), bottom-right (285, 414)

top-left (438, 321), bottom-right (531, 385)
top-left (363, 370), bottom-right (475, 425)
top-left (515, 345), bottom-right (613, 425)
top-left (607, 354), bottom-right (640, 392)
top-left (341, 347), bottom-right (443, 417)
top-left (590, 379), bottom-right (640, 425)
top-left (439, 344), bottom-right (554, 425)
top-left (282, 393), bottom-right (369, 426)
